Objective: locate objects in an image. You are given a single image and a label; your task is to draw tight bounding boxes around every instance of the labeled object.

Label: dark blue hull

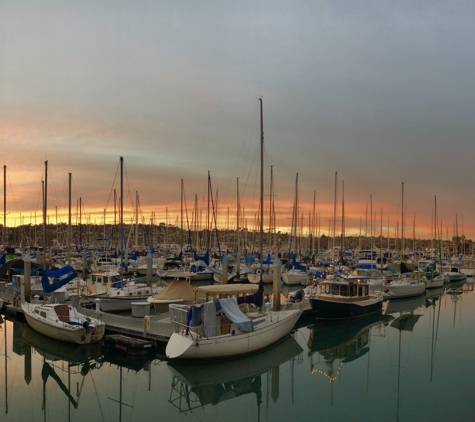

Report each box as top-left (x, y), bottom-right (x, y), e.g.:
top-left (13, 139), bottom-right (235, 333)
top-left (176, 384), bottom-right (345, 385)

top-left (310, 297), bottom-right (383, 321)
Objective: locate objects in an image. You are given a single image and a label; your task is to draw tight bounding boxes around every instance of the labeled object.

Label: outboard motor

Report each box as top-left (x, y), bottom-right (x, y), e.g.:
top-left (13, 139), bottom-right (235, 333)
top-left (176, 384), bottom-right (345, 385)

top-left (82, 320), bottom-right (91, 333)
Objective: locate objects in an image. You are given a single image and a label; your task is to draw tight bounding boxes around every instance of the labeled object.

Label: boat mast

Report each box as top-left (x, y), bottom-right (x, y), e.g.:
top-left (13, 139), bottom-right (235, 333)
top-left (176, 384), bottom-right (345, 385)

top-left (67, 173), bottom-right (71, 264)
top-left (236, 177), bottom-right (240, 253)
top-left (332, 172), bottom-right (337, 262)
top-left (3, 165), bottom-right (6, 247)
top-left (120, 157), bottom-right (124, 277)
top-left (401, 182), bottom-right (405, 259)
top-left (259, 97), bottom-right (264, 280)
top-left (135, 191), bottom-right (139, 252)
top-left (43, 160), bottom-right (48, 266)
top-left (180, 180), bottom-right (184, 253)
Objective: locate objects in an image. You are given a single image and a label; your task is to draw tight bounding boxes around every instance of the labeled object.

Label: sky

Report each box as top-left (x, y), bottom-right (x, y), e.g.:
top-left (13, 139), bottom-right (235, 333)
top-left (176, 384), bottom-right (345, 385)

top-left (1, 1), bottom-right (475, 241)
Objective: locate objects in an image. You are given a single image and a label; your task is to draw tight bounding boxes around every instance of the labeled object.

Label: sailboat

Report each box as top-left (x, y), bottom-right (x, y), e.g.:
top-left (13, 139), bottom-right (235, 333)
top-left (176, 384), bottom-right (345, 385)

top-left (165, 99), bottom-right (303, 359)
top-left (98, 158), bottom-right (155, 312)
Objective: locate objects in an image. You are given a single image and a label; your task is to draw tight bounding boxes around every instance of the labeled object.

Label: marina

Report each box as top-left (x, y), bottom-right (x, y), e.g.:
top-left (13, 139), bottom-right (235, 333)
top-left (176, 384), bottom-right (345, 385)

top-left (3, 2), bottom-right (475, 421)
top-left (0, 278), bottom-right (474, 421)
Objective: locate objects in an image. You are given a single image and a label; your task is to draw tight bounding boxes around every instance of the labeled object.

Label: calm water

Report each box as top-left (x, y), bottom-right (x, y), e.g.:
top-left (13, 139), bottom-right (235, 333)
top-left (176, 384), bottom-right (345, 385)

top-left (1, 280), bottom-right (474, 422)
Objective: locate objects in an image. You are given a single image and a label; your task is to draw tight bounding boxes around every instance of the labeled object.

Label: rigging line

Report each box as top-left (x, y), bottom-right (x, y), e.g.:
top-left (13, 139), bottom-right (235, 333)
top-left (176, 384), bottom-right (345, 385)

top-left (123, 162), bottom-right (137, 216)
top-left (224, 100), bottom-right (260, 201)
top-left (103, 160), bottom-right (120, 212)
top-left (90, 373), bottom-right (106, 422)
top-left (183, 184), bottom-right (191, 232)
top-left (127, 373), bottom-right (141, 422)
top-left (46, 167), bottom-right (60, 213)
top-left (5, 172), bottom-right (20, 215)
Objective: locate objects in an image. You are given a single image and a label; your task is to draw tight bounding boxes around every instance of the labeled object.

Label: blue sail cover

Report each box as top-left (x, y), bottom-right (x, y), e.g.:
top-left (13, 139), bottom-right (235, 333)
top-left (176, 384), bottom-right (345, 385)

top-left (41, 265), bottom-right (78, 293)
top-left (290, 254), bottom-right (307, 271)
top-left (262, 253), bottom-right (272, 265)
top-left (193, 250), bottom-right (210, 265)
top-left (217, 297), bottom-right (253, 332)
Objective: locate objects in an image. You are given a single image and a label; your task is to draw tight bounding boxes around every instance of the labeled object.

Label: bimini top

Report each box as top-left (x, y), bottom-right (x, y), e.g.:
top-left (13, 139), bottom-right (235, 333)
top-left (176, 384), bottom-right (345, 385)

top-left (193, 283), bottom-right (259, 296)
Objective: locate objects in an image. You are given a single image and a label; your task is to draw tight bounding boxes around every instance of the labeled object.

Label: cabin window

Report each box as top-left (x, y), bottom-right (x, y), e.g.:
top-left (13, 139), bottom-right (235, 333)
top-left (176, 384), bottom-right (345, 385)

top-left (364, 286), bottom-right (368, 295)
top-left (331, 284), bottom-right (340, 295)
top-left (97, 277), bottom-right (102, 284)
top-left (92, 275), bottom-right (96, 283)
top-left (340, 284), bottom-right (349, 297)
top-left (40, 311), bottom-right (47, 318)
top-left (351, 285), bottom-right (357, 296)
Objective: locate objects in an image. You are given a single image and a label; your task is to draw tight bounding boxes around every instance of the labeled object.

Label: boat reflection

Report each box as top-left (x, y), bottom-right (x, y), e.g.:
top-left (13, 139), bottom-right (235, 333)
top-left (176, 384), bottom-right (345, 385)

top-left (384, 293), bottom-right (426, 315)
top-left (446, 279), bottom-right (466, 329)
top-left (167, 335), bottom-right (303, 415)
top-left (12, 320), bottom-right (104, 421)
top-left (388, 295), bottom-right (424, 422)
top-left (307, 312), bottom-right (393, 405)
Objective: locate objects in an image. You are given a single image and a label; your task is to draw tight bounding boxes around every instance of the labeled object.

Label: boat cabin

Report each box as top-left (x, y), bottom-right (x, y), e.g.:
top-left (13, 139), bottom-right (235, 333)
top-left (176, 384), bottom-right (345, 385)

top-left (91, 274), bottom-right (121, 285)
top-left (322, 280), bottom-right (370, 298)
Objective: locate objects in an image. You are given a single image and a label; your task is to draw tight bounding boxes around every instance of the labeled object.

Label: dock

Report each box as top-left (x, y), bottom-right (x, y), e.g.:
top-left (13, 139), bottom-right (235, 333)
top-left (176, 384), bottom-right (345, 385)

top-left (0, 291), bottom-right (174, 345)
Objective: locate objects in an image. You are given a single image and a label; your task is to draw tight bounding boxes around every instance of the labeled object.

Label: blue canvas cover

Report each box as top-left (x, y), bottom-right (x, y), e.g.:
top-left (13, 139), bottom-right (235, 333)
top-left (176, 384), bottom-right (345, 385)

top-left (217, 297), bottom-right (254, 332)
top-left (193, 250), bottom-right (210, 265)
top-left (41, 265), bottom-right (78, 293)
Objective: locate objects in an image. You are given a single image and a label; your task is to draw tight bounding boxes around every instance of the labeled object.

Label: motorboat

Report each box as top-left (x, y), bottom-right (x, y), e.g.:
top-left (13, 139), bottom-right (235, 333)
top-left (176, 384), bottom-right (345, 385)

top-left (444, 267), bottom-right (467, 282)
top-left (309, 277), bottom-right (384, 321)
top-left (165, 283), bottom-right (303, 359)
top-left (21, 302), bottom-right (105, 344)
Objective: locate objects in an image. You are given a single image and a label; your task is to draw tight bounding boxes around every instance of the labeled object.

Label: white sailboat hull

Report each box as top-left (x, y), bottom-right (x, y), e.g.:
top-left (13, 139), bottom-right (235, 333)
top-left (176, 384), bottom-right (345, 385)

top-left (166, 308), bottom-right (302, 359)
top-left (282, 270), bottom-right (308, 286)
top-left (384, 280), bottom-right (426, 299)
top-left (21, 302), bottom-right (105, 345)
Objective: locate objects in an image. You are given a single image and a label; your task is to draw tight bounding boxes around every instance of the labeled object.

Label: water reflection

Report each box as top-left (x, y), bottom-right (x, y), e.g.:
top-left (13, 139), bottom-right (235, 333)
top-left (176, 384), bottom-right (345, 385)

top-left (167, 335), bottom-right (303, 416)
top-left (446, 279), bottom-right (466, 329)
top-left (387, 295), bottom-right (425, 422)
top-left (307, 312), bottom-right (393, 405)
top-left (8, 318), bottom-right (157, 422)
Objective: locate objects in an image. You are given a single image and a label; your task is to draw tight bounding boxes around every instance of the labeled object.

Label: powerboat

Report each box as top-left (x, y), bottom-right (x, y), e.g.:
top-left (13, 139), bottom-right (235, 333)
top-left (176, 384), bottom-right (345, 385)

top-left (309, 277), bottom-right (384, 321)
